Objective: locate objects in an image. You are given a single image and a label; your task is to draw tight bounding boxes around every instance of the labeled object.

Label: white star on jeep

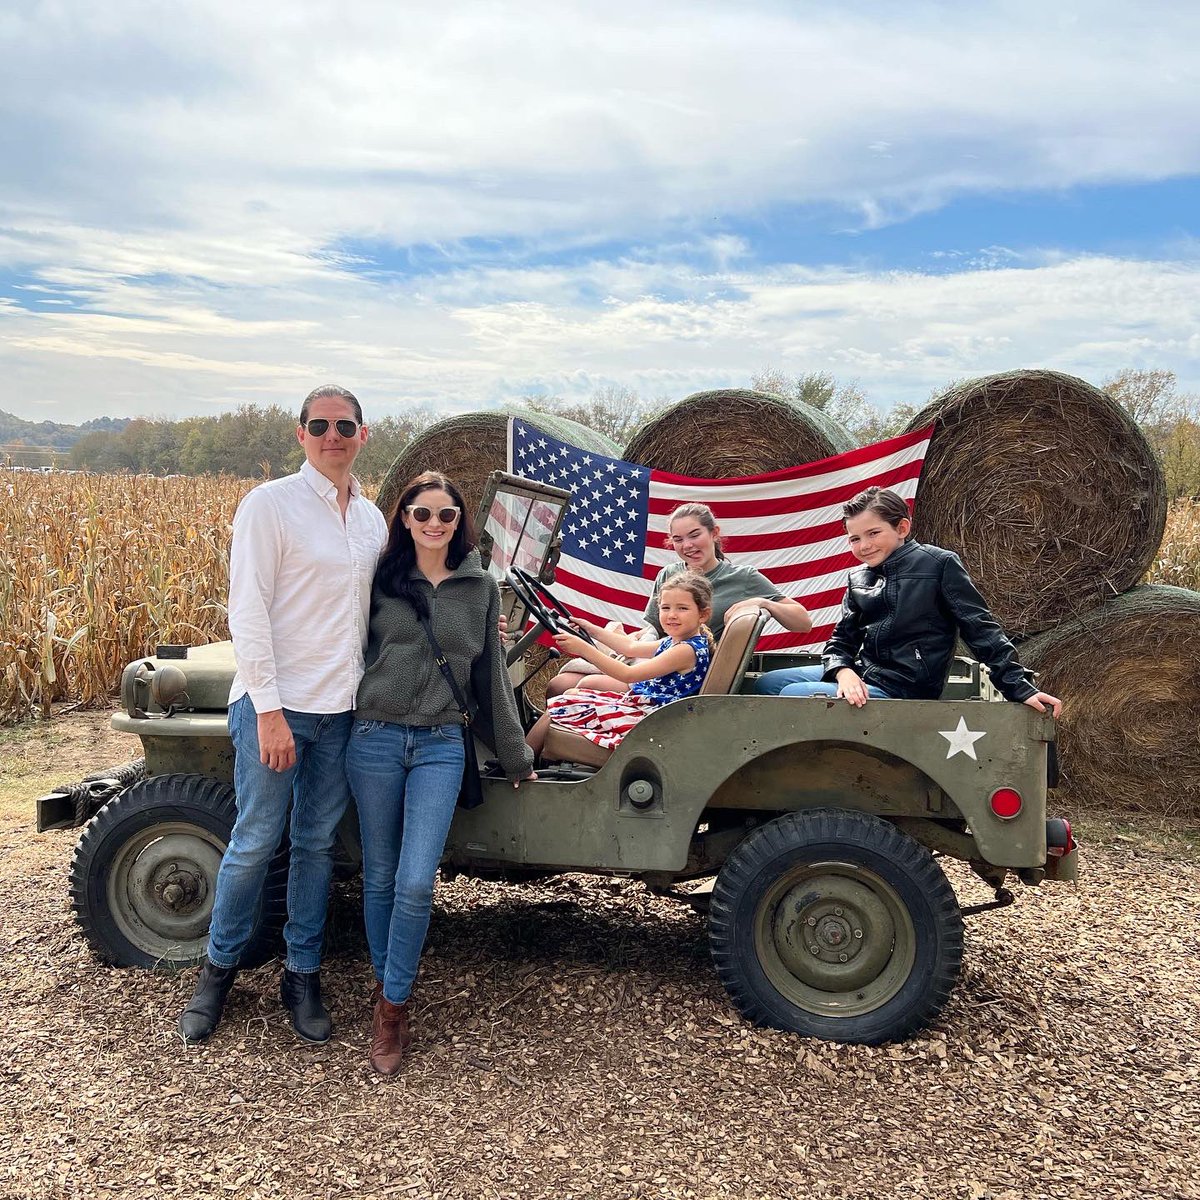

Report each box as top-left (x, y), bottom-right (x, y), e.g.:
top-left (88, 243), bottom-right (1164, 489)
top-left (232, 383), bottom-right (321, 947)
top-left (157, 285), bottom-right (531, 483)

top-left (939, 717), bottom-right (986, 761)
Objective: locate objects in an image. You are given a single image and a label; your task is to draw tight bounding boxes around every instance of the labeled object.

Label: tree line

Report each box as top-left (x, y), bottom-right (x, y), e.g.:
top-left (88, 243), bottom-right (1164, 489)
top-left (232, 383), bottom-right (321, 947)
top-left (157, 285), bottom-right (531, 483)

top-left (19, 370), bottom-right (1199, 498)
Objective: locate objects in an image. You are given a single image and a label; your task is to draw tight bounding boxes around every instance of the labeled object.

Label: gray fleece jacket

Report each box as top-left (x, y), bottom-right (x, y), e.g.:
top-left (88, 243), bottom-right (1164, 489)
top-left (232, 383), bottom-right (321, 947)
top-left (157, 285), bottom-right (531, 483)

top-left (355, 549), bottom-right (534, 780)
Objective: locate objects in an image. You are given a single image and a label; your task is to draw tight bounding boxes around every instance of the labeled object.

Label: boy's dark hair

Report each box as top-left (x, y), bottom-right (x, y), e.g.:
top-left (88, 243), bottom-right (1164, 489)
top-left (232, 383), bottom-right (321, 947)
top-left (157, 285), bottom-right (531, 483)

top-left (375, 471), bottom-right (478, 613)
top-left (842, 487), bottom-right (913, 541)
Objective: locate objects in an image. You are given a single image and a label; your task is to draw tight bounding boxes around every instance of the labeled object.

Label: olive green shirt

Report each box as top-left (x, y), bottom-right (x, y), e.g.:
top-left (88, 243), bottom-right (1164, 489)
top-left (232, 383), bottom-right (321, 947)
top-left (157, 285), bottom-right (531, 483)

top-left (355, 549), bottom-right (533, 780)
top-left (643, 559), bottom-right (786, 640)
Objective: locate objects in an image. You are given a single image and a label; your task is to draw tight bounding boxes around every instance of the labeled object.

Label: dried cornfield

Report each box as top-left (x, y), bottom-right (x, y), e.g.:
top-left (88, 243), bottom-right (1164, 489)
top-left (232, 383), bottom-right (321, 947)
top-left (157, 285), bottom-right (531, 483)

top-left (1149, 499), bottom-right (1200, 590)
top-left (0, 471), bottom-right (256, 722)
top-left (4, 472), bottom-right (1200, 732)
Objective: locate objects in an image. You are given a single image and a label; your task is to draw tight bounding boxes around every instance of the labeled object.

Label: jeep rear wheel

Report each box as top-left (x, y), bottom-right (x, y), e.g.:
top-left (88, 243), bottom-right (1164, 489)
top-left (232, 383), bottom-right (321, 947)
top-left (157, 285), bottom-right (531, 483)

top-left (68, 774), bottom-right (287, 971)
top-left (709, 808), bottom-right (963, 1044)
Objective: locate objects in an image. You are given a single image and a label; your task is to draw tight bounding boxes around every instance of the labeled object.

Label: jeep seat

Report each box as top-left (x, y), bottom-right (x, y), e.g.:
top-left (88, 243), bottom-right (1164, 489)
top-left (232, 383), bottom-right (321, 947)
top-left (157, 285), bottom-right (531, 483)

top-left (541, 609), bottom-right (769, 768)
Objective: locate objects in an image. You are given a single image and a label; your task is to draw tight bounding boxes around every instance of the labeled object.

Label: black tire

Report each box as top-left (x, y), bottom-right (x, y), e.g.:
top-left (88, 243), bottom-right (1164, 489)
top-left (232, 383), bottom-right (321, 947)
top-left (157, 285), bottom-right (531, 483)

top-left (709, 808), bottom-right (963, 1044)
top-left (67, 774), bottom-right (287, 971)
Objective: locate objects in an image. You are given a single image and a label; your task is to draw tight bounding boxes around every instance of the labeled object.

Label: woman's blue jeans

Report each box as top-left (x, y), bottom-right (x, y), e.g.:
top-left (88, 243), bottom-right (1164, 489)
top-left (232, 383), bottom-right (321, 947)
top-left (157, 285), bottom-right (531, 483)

top-left (208, 694), bottom-right (353, 974)
top-left (751, 664), bottom-right (893, 699)
top-left (345, 720), bottom-right (466, 1005)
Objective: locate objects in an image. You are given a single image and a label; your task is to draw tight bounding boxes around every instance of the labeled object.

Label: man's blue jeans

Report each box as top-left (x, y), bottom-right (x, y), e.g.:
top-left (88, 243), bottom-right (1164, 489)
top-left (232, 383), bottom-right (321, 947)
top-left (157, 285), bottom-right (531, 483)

top-left (207, 695), bottom-right (353, 974)
top-left (751, 664), bottom-right (893, 699)
top-left (345, 721), bottom-right (466, 1005)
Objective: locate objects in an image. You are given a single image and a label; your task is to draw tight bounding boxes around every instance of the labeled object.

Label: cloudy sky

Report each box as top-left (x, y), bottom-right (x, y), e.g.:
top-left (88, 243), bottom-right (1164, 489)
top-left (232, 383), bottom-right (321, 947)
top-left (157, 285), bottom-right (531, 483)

top-left (3, 0), bottom-right (1198, 425)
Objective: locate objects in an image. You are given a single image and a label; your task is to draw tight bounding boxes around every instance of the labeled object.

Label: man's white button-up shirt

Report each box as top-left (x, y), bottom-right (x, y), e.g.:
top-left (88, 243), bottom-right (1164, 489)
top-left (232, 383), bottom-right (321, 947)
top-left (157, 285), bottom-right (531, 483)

top-left (227, 460), bottom-right (389, 715)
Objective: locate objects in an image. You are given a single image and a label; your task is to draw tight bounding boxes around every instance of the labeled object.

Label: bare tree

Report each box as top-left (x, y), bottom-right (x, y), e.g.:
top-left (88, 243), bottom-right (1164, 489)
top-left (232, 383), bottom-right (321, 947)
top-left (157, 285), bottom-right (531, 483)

top-left (1103, 368), bottom-right (1190, 428)
top-left (751, 368), bottom-right (909, 444)
top-left (523, 385), bottom-right (663, 445)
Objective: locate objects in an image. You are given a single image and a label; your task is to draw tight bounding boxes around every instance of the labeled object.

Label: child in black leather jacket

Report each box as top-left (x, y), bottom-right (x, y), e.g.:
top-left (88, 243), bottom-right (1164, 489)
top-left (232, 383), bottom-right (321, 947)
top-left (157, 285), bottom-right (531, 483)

top-left (753, 487), bottom-right (1062, 715)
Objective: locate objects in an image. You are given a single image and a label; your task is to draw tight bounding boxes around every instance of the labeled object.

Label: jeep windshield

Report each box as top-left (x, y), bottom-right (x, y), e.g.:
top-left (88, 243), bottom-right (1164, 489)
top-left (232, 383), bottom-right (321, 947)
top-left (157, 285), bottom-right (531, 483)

top-left (477, 472), bottom-right (572, 583)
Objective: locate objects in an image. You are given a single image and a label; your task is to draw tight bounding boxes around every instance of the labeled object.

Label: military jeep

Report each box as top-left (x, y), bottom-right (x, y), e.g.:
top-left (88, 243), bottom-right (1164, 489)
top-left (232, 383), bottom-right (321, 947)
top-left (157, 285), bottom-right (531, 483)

top-left (38, 472), bottom-right (1078, 1045)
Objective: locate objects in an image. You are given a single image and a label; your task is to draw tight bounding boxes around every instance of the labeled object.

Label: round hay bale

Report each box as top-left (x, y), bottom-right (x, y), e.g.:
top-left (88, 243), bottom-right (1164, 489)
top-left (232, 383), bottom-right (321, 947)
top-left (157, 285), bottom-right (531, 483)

top-left (623, 389), bottom-right (855, 478)
top-left (376, 409), bottom-right (621, 522)
top-left (905, 370), bottom-right (1166, 638)
top-left (1018, 585), bottom-right (1200, 814)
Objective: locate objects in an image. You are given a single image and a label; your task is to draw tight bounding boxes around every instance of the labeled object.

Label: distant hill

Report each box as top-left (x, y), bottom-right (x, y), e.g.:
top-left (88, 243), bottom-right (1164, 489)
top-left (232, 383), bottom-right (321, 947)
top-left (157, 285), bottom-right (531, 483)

top-left (0, 410), bottom-right (131, 449)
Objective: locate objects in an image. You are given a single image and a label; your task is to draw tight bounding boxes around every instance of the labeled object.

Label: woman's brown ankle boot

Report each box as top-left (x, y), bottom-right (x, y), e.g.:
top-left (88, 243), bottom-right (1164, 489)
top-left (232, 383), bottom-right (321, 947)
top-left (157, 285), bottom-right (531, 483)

top-left (369, 997), bottom-right (412, 1077)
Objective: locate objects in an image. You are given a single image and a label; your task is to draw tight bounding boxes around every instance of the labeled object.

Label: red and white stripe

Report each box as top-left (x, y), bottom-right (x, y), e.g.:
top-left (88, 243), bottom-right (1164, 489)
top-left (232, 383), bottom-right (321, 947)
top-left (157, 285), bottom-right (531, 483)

top-left (514, 425), bottom-right (933, 653)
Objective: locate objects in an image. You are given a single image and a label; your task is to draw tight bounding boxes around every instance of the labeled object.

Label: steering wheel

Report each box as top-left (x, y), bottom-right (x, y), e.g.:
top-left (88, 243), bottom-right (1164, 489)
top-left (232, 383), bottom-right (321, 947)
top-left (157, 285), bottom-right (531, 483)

top-left (506, 567), bottom-right (596, 645)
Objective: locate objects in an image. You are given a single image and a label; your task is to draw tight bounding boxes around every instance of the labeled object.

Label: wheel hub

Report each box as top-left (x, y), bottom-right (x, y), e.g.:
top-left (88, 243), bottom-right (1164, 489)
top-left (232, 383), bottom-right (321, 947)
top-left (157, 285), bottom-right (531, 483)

top-left (773, 875), bottom-right (896, 992)
top-left (110, 828), bottom-right (225, 946)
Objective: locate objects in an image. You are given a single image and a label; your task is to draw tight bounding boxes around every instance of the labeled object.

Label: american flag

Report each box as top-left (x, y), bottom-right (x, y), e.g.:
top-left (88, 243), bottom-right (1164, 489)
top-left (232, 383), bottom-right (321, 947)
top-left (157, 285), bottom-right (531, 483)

top-left (507, 420), bottom-right (934, 652)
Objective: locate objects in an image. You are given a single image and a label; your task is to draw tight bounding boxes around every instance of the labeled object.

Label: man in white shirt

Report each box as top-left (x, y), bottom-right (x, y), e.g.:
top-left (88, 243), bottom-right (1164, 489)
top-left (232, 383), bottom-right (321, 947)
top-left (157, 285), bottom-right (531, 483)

top-left (179, 385), bottom-right (389, 1045)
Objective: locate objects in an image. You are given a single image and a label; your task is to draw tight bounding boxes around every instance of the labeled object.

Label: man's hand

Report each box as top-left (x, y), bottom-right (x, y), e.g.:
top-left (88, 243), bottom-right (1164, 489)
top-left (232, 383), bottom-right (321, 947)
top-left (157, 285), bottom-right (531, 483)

top-left (835, 668), bottom-right (871, 708)
top-left (258, 709), bottom-right (296, 772)
top-left (1023, 691), bottom-right (1062, 718)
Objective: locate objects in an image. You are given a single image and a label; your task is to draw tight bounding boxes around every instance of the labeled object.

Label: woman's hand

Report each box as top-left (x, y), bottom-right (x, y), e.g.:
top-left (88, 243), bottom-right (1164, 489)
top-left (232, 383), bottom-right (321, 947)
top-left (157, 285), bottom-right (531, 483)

top-left (725, 598), bottom-right (765, 620)
top-left (512, 770), bottom-right (538, 789)
top-left (835, 668), bottom-right (870, 708)
top-left (1023, 691), bottom-right (1062, 718)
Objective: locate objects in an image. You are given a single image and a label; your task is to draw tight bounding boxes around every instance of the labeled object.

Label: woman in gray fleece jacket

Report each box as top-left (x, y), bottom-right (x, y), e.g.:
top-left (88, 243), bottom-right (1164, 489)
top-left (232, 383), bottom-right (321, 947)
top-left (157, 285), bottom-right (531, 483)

top-left (346, 471), bottom-right (535, 1077)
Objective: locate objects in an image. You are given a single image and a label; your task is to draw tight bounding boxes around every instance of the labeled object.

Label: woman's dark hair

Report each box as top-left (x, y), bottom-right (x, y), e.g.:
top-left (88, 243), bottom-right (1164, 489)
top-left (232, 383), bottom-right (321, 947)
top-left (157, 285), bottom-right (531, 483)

top-left (375, 471), bottom-right (477, 613)
top-left (842, 486), bottom-right (914, 541)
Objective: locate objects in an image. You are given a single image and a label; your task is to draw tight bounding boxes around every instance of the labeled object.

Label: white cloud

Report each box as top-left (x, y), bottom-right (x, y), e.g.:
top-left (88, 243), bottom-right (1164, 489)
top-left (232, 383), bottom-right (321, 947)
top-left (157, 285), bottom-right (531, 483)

top-left (4, 0), bottom-right (1200, 253)
top-left (5, 246), bottom-right (1198, 422)
top-left (2, 1), bottom-right (1199, 420)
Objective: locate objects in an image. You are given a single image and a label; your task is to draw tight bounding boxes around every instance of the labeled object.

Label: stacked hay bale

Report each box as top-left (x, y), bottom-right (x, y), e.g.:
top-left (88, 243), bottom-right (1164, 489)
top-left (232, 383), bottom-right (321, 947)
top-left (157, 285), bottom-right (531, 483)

top-left (902, 370), bottom-right (1166, 639)
top-left (905, 369), bottom-right (1191, 812)
top-left (1016, 586), bottom-right (1200, 812)
top-left (624, 389), bottom-right (854, 478)
top-left (377, 409), bottom-right (620, 521)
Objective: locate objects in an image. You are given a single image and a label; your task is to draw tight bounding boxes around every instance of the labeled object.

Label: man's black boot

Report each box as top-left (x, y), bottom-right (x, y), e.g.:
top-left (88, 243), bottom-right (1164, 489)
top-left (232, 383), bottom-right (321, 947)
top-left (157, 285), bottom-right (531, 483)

top-left (178, 962), bottom-right (238, 1044)
top-left (280, 969), bottom-right (332, 1044)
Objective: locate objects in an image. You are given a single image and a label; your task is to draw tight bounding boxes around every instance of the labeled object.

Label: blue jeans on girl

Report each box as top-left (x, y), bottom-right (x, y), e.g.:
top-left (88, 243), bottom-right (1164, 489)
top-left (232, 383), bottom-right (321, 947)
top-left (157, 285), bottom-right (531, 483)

top-left (751, 664), bottom-right (893, 699)
top-left (345, 720), bottom-right (467, 1005)
top-left (208, 694), bottom-right (353, 974)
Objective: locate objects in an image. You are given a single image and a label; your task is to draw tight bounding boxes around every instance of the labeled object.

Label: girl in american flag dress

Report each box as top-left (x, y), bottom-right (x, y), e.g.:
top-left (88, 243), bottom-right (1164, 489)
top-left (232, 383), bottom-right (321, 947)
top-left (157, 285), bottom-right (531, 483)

top-left (526, 573), bottom-right (715, 756)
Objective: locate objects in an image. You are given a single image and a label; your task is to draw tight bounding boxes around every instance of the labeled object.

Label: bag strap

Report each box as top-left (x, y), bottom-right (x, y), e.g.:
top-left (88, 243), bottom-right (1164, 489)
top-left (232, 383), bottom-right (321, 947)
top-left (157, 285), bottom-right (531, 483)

top-left (416, 610), bottom-right (472, 726)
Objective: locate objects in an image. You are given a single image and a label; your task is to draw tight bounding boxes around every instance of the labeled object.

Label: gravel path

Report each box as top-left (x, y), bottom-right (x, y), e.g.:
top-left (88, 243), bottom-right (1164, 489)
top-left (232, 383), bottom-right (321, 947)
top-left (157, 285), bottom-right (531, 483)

top-left (1, 717), bottom-right (1197, 1200)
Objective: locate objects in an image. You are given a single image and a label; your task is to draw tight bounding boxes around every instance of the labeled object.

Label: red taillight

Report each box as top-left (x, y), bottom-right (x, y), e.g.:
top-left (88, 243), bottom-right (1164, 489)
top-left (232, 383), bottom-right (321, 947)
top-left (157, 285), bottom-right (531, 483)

top-left (1046, 817), bottom-right (1075, 856)
top-left (989, 787), bottom-right (1023, 819)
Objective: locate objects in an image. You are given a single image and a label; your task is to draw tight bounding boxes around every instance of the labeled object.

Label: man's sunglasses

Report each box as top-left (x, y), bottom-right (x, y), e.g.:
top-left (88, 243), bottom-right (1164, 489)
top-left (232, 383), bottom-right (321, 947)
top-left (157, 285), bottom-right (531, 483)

top-left (405, 504), bottom-right (461, 524)
top-left (303, 418), bottom-right (360, 438)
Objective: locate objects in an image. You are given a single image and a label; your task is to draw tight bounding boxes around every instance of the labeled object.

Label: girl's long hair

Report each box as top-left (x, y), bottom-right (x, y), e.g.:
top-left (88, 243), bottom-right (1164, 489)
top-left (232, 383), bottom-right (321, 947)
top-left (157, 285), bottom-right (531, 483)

top-left (375, 471), bottom-right (477, 614)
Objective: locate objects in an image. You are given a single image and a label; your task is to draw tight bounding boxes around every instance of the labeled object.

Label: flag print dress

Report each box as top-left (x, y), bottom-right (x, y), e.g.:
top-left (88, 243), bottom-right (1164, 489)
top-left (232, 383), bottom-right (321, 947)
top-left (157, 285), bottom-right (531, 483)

top-left (545, 633), bottom-right (712, 750)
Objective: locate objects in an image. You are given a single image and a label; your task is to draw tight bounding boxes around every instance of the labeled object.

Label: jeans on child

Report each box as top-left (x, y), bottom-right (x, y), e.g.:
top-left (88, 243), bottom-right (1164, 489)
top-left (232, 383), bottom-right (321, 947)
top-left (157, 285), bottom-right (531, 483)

top-left (751, 664), bottom-right (893, 699)
top-left (345, 720), bottom-right (466, 1005)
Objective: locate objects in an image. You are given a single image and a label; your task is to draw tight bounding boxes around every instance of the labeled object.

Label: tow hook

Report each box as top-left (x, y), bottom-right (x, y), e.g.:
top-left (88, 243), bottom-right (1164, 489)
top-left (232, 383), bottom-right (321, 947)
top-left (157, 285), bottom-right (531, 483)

top-left (960, 887), bottom-right (1015, 918)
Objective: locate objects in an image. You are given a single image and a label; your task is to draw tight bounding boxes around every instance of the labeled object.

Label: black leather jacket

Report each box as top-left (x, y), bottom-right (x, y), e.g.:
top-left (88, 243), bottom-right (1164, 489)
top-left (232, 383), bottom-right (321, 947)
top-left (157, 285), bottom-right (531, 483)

top-left (821, 541), bottom-right (1038, 702)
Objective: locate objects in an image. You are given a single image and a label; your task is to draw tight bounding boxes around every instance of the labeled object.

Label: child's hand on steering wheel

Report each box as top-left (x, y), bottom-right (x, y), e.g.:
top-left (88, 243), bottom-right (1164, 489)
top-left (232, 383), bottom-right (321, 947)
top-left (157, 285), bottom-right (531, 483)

top-left (554, 632), bottom-right (590, 658)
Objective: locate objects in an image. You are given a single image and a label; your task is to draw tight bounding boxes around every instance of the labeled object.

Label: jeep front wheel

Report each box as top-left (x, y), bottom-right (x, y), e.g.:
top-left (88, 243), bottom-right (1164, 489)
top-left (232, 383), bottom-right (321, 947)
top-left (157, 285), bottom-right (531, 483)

top-left (67, 774), bottom-right (287, 971)
top-left (709, 808), bottom-right (963, 1044)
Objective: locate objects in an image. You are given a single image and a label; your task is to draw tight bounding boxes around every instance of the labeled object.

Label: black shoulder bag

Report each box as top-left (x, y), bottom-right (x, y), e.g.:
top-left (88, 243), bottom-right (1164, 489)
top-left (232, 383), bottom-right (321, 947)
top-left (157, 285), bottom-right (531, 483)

top-left (415, 610), bottom-right (485, 810)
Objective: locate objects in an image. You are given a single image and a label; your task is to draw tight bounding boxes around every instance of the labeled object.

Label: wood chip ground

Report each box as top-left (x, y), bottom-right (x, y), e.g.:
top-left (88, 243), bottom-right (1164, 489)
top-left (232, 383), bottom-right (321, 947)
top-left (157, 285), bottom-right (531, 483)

top-left (1, 714), bottom-right (1197, 1200)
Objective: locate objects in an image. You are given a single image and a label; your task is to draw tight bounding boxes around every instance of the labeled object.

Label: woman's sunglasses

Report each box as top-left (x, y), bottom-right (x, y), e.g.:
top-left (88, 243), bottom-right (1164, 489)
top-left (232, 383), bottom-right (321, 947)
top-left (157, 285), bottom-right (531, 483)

top-left (303, 418), bottom-right (359, 438)
top-left (405, 504), bottom-right (461, 525)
